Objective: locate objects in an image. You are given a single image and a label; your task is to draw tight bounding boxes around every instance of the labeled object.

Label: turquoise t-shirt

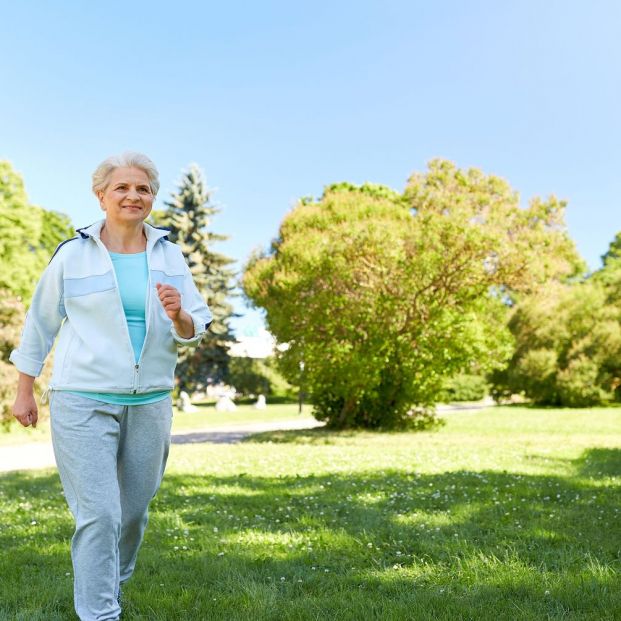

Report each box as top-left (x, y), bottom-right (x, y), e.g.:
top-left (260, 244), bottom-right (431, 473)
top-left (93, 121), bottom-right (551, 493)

top-left (66, 251), bottom-right (170, 405)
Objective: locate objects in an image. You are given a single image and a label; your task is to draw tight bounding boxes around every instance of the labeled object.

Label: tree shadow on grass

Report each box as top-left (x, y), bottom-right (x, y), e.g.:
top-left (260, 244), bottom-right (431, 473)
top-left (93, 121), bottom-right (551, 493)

top-left (146, 446), bottom-right (621, 619)
top-left (0, 449), bottom-right (620, 620)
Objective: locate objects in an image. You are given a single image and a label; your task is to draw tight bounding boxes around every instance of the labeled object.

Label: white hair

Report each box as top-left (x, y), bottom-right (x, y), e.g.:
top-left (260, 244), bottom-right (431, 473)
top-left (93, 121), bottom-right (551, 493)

top-left (91, 151), bottom-right (160, 197)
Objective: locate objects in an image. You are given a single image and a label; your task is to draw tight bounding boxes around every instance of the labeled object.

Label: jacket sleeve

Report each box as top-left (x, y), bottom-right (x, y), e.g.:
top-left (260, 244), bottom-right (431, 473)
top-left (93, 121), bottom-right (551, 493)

top-left (171, 262), bottom-right (213, 347)
top-left (9, 252), bottom-right (66, 377)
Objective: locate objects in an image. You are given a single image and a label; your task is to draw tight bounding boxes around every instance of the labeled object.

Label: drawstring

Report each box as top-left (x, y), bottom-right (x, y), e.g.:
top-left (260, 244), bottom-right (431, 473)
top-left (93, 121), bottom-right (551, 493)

top-left (40, 387), bottom-right (51, 405)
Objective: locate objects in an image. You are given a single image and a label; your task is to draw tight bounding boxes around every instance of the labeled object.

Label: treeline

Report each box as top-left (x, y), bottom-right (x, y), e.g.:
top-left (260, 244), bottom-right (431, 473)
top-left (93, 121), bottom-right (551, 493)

top-left (2, 157), bottom-right (619, 432)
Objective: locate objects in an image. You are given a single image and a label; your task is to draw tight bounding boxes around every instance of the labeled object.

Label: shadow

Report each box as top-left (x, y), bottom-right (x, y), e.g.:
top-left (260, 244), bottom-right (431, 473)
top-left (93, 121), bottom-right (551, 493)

top-left (573, 447), bottom-right (621, 478)
top-left (245, 427), bottom-right (415, 444)
top-left (171, 430), bottom-right (252, 445)
top-left (1, 448), bottom-right (620, 619)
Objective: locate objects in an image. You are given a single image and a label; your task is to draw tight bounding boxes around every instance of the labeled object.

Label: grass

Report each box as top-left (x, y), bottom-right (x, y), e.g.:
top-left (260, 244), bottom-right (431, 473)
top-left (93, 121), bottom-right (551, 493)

top-left (0, 401), bottom-right (312, 446)
top-left (0, 406), bottom-right (620, 620)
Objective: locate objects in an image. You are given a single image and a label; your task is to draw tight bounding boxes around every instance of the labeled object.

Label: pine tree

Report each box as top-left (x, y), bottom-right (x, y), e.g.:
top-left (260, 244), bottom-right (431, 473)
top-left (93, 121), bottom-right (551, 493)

top-left (161, 164), bottom-right (236, 392)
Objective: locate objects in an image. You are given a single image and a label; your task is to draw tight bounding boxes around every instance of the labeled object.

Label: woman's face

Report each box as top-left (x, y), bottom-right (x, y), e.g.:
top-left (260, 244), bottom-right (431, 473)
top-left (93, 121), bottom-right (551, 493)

top-left (98, 166), bottom-right (154, 225)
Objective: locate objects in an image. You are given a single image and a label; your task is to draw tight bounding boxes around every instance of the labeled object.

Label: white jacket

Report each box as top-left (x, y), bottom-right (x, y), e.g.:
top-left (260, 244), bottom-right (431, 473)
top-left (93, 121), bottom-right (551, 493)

top-left (10, 220), bottom-right (213, 394)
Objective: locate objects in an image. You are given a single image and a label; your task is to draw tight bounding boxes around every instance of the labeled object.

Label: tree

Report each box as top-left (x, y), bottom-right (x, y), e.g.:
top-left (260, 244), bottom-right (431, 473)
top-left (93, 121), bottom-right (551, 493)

top-left (0, 161), bottom-right (74, 427)
top-left (243, 159), bottom-right (581, 429)
top-left (157, 165), bottom-right (235, 392)
top-left (0, 162), bottom-right (73, 302)
top-left (489, 281), bottom-right (621, 406)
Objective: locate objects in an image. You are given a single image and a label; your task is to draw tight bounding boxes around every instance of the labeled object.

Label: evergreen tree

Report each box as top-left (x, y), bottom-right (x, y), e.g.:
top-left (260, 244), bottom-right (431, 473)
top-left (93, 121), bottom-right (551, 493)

top-left (161, 165), bottom-right (235, 392)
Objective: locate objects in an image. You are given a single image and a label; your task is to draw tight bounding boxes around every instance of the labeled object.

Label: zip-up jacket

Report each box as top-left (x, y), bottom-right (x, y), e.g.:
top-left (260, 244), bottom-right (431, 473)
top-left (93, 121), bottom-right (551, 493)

top-left (9, 220), bottom-right (213, 394)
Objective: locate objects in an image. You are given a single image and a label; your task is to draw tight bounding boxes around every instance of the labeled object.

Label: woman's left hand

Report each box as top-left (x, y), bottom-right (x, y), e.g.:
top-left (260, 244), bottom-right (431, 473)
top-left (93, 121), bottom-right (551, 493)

top-left (156, 283), bottom-right (182, 320)
top-left (156, 283), bottom-right (196, 338)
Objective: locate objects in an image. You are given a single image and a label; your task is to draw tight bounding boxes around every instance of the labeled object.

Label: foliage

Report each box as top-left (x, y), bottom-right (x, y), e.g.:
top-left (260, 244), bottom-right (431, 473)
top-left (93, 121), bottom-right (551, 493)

top-left (243, 159), bottom-right (580, 429)
top-left (490, 280), bottom-right (621, 406)
top-left (0, 290), bottom-right (53, 428)
top-left (155, 165), bottom-right (236, 392)
top-left (227, 356), bottom-right (296, 398)
top-left (439, 372), bottom-right (488, 402)
top-left (0, 161), bottom-right (73, 302)
top-left (0, 162), bottom-right (72, 429)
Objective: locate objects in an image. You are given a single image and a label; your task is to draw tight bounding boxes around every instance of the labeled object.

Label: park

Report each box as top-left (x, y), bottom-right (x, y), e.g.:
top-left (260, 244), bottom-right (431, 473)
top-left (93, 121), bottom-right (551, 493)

top-left (1, 2), bottom-right (620, 620)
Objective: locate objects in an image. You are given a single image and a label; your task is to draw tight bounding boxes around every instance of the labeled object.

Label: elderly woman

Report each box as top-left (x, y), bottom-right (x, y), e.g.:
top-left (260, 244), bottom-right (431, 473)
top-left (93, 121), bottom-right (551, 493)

top-left (10, 152), bottom-right (212, 621)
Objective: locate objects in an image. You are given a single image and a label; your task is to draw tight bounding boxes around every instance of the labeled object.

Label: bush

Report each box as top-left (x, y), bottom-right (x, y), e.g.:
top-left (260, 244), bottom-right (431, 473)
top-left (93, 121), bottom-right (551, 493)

top-left (516, 349), bottom-right (558, 405)
top-left (557, 356), bottom-right (610, 407)
top-left (439, 373), bottom-right (488, 402)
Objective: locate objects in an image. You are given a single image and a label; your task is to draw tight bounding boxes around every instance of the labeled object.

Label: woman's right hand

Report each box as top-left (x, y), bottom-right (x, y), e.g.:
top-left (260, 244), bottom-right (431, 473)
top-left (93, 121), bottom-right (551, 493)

top-left (13, 393), bottom-right (39, 428)
top-left (13, 374), bottom-right (39, 428)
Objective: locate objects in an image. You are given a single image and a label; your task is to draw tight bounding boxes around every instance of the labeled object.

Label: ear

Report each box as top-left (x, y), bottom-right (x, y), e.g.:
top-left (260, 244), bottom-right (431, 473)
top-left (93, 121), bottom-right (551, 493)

top-left (97, 191), bottom-right (105, 210)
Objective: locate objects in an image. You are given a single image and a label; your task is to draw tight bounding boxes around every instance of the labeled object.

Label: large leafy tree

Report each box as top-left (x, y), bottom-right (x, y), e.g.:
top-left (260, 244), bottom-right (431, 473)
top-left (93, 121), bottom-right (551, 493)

top-left (0, 161), bottom-right (74, 426)
top-left (492, 230), bottom-right (621, 407)
top-left (0, 161), bottom-right (73, 302)
top-left (243, 159), bottom-right (581, 429)
top-left (489, 281), bottom-right (621, 406)
top-left (157, 165), bottom-right (235, 392)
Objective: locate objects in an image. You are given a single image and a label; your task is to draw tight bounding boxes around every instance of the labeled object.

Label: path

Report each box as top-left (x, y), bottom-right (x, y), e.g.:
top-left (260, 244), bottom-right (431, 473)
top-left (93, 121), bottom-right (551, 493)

top-left (0, 418), bottom-right (325, 474)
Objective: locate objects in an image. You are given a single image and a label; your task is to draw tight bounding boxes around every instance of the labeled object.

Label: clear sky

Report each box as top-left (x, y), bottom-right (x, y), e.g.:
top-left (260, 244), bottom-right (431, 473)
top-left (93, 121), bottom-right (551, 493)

top-left (1, 1), bottom-right (620, 335)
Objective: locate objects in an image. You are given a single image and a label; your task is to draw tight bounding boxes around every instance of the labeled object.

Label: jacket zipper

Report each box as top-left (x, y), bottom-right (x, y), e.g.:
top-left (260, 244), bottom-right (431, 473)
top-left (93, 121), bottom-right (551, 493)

top-left (134, 241), bottom-right (155, 393)
top-left (92, 235), bottom-right (144, 393)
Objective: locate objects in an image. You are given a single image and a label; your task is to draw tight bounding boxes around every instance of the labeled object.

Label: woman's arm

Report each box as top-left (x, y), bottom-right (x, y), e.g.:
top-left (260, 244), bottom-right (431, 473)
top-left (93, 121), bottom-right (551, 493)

top-left (161, 259), bottom-right (213, 346)
top-left (9, 248), bottom-right (66, 376)
top-left (10, 245), bottom-right (67, 427)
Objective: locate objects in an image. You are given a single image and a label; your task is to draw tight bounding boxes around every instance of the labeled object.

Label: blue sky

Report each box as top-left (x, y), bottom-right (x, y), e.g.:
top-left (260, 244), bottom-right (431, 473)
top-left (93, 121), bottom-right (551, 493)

top-left (1, 1), bottom-right (620, 335)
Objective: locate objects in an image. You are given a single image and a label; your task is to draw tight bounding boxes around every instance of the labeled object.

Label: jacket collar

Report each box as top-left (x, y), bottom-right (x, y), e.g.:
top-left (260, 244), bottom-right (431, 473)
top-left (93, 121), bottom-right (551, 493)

top-left (76, 219), bottom-right (170, 246)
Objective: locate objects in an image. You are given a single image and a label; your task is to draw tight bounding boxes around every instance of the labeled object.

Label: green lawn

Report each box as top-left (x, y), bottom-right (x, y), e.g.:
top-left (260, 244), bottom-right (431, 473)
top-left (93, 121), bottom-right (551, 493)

top-left (1, 406), bottom-right (620, 620)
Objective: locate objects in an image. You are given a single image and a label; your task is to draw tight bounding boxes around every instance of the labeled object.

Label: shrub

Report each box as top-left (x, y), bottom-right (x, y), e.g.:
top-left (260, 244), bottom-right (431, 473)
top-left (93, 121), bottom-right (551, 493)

top-left (439, 373), bottom-right (488, 402)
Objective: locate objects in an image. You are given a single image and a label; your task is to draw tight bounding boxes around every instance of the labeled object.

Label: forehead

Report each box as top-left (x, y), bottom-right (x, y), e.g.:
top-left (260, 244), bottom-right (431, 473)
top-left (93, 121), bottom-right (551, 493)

top-left (108, 166), bottom-right (150, 186)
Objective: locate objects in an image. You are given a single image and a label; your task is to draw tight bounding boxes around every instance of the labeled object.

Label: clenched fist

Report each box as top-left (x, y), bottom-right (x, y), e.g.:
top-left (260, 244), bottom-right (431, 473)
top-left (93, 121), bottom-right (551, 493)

top-left (156, 283), bottom-right (182, 321)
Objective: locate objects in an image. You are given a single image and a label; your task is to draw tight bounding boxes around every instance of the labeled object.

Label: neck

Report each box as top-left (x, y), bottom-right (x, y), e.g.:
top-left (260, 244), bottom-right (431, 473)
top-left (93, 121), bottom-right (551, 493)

top-left (100, 219), bottom-right (147, 253)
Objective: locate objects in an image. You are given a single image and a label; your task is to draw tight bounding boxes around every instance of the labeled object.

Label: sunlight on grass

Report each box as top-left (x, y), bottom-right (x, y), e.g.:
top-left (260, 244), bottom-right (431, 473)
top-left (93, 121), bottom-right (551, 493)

top-left (1, 406), bottom-right (620, 619)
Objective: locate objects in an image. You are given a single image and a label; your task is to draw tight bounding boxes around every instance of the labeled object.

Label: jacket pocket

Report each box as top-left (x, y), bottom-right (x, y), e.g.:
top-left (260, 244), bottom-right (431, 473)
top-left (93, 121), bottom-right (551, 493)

top-left (64, 271), bottom-right (116, 298)
top-left (150, 270), bottom-right (184, 290)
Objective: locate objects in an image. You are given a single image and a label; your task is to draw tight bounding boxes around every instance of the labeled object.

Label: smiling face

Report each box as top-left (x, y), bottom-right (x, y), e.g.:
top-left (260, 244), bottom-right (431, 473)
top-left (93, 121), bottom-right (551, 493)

top-left (97, 166), bottom-right (154, 225)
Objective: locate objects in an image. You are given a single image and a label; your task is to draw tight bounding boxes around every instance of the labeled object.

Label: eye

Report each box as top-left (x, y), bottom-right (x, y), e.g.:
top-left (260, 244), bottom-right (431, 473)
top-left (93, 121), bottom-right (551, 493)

top-left (138, 187), bottom-right (151, 193)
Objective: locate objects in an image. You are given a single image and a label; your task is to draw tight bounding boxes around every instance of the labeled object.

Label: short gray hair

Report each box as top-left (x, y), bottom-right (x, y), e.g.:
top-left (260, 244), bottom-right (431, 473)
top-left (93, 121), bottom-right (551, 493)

top-left (92, 151), bottom-right (160, 197)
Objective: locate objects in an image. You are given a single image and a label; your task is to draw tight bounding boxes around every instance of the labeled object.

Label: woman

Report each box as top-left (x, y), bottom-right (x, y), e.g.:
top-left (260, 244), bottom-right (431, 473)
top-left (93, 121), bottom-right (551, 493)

top-left (10, 152), bottom-right (212, 621)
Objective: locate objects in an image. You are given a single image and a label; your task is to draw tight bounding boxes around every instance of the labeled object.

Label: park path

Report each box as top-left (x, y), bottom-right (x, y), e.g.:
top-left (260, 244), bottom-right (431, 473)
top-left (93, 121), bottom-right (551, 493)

top-left (0, 418), bottom-right (325, 474)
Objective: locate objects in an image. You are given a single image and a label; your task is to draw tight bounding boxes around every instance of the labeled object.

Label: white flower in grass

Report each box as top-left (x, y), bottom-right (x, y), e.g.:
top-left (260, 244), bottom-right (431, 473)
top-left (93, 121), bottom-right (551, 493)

top-left (217, 551), bottom-right (225, 557)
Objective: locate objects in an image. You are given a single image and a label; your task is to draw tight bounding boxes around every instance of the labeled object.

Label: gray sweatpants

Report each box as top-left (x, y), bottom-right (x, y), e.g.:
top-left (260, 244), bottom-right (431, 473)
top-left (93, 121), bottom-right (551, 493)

top-left (50, 391), bottom-right (173, 621)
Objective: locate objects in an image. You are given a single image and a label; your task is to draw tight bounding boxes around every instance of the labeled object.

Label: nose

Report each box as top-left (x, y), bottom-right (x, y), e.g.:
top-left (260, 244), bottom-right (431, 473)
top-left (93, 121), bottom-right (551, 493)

top-left (127, 188), bottom-right (141, 202)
